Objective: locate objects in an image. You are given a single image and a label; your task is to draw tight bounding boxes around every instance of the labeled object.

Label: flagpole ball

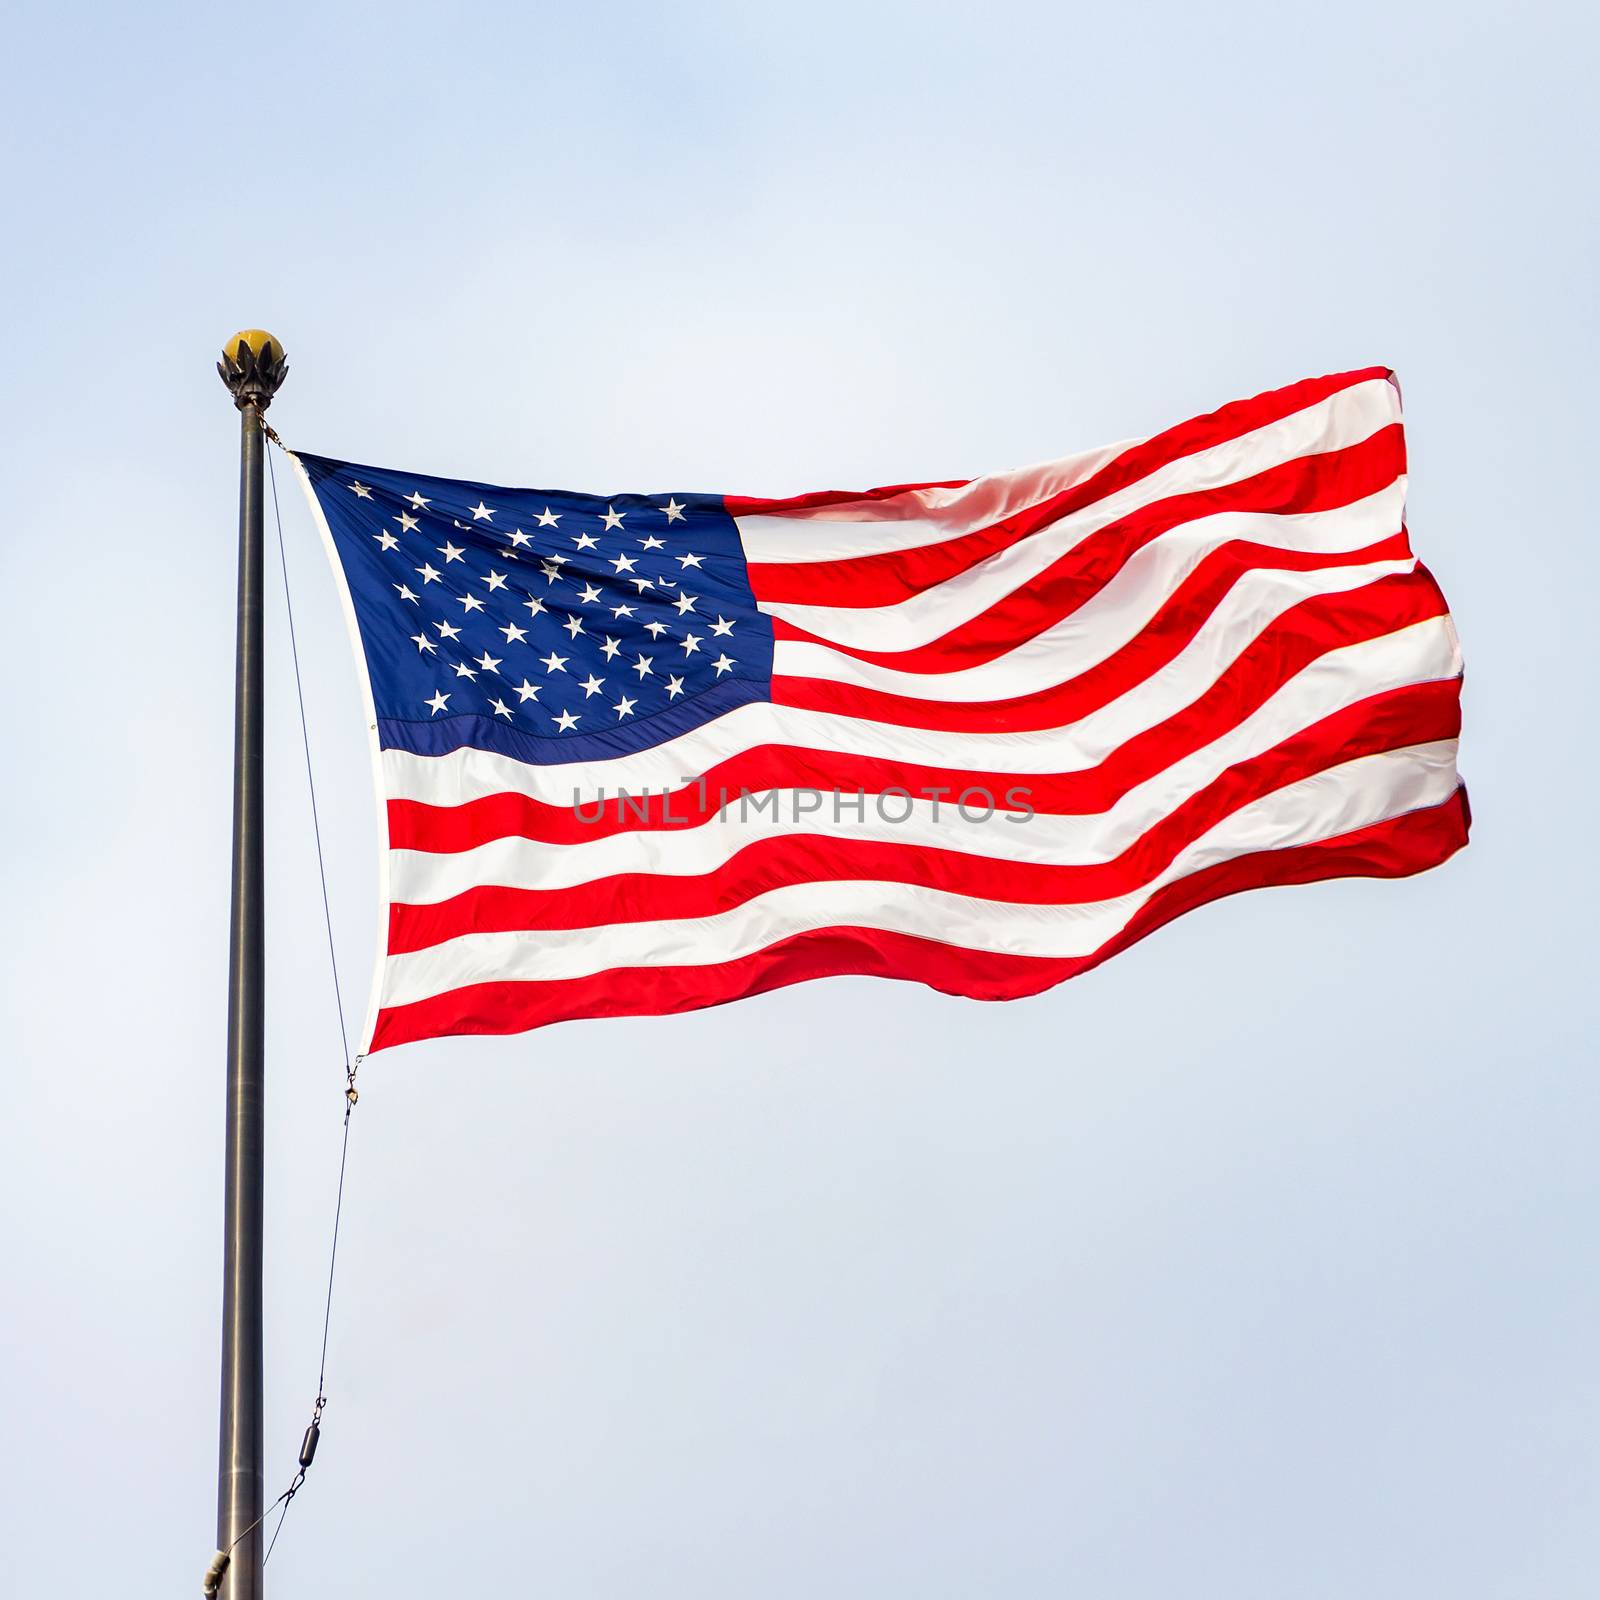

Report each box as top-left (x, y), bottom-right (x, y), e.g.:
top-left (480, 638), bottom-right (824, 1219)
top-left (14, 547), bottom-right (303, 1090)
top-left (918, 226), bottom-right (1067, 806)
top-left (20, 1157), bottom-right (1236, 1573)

top-left (218, 330), bottom-right (287, 410)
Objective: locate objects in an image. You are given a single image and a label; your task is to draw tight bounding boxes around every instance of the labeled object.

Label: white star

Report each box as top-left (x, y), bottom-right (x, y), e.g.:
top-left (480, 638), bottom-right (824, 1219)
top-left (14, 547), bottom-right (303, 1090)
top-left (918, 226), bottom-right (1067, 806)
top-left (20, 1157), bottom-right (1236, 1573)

top-left (613, 694), bottom-right (637, 719)
top-left (610, 552), bottom-right (637, 574)
top-left (676, 551), bottom-right (704, 569)
top-left (577, 583), bottom-right (602, 604)
top-left (610, 602), bottom-right (636, 619)
top-left (452, 662), bottom-right (478, 681)
top-left (512, 679), bottom-right (541, 702)
top-left (562, 615), bottom-right (585, 638)
top-left (395, 511), bottom-right (420, 533)
top-left (552, 709), bottom-right (580, 732)
top-left (458, 593), bottom-right (485, 613)
top-left (712, 653), bottom-right (735, 675)
top-left (599, 636), bottom-right (622, 660)
top-left (488, 696), bottom-right (513, 719)
top-left (680, 632), bottom-right (702, 655)
top-left (536, 507), bottom-right (561, 527)
top-left (470, 501), bottom-right (495, 521)
top-left (710, 615), bottom-right (736, 636)
top-left (507, 528), bottom-right (534, 548)
top-left (497, 547), bottom-right (521, 562)
top-left (410, 632), bottom-right (437, 654)
top-left (523, 594), bottom-right (547, 618)
top-left (404, 491), bottom-right (431, 510)
top-left (601, 505), bottom-right (625, 531)
top-left (643, 620), bottom-right (669, 639)
top-left (540, 650), bottom-right (569, 674)
top-left (638, 534), bottom-right (665, 551)
top-left (665, 674), bottom-right (685, 699)
top-left (484, 570), bottom-right (508, 592)
top-left (629, 577), bottom-right (655, 593)
top-left (655, 577), bottom-right (677, 589)
top-left (425, 690), bottom-right (449, 714)
top-left (578, 673), bottom-right (605, 698)
top-left (571, 531), bottom-right (599, 551)
top-left (662, 498), bottom-right (686, 523)
top-left (475, 650), bottom-right (502, 675)
top-left (415, 563), bottom-right (442, 584)
top-left (499, 621), bottom-right (528, 644)
top-left (438, 541), bottom-right (466, 563)
top-left (348, 481), bottom-right (373, 499)
top-left (673, 593), bottom-right (698, 615)
top-left (633, 653), bottom-right (654, 679)
top-left (393, 582), bottom-right (419, 604)
top-left (540, 559), bottom-right (565, 585)
top-left (372, 530), bottom-right (399, 552)
top-left (434, 619), bottom-right (462, 640)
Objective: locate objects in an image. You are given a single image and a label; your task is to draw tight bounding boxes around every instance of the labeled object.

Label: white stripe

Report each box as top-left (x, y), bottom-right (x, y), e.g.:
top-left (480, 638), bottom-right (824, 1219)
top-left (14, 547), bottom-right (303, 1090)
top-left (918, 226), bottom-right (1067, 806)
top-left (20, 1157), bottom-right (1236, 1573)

top-left (389, 617), bottom-right (1461, 904)
top-left (772, 552), bottom-right (1416, 700)
top-left (758, 481), bottom-right (1405, 653)
top-left (737, 377), bottom-right (1398, 564)
top-left (384, 606), bottom-right (1452, 811)
top-left (380, 741), bottom-right (1461, 1004)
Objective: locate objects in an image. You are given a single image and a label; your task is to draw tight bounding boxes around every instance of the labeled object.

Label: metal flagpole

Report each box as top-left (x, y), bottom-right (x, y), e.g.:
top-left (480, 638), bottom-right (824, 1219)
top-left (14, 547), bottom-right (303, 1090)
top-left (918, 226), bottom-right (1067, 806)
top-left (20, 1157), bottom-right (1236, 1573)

top-left (213, 330), bottom-right (288, 1600)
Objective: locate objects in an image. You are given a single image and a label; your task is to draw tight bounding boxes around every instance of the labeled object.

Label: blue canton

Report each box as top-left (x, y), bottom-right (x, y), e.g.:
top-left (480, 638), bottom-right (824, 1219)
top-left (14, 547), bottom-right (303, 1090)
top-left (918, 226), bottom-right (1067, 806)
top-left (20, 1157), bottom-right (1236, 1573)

top-left (299, 453), bottom-right (775, 764)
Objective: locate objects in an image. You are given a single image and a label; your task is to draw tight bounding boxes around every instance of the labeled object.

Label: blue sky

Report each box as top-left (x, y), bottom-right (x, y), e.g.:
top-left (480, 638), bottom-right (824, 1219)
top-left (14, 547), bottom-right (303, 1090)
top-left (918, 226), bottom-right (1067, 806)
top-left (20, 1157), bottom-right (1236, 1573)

top-left (2, 2), bottom-right (1596, 1594)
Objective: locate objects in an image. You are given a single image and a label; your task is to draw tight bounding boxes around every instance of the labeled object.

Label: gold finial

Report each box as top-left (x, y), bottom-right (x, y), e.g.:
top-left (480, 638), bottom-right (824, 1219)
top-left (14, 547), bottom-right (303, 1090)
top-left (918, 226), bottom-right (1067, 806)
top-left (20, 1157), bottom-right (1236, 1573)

top-left (226, 329), bottom-right (283, 365)
top-left (218, 329), bottom-right (288, 410)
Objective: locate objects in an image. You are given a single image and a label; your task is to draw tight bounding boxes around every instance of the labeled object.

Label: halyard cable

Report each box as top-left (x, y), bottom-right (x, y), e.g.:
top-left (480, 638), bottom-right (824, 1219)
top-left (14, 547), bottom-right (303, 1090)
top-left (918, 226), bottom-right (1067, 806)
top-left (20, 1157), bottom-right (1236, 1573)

top-left (203, 1479), bottom-right (301, 1595)
top-left (266, 432), bottom-right (361, 1391)
top-left (200, 436), bottom-right (364, 1589)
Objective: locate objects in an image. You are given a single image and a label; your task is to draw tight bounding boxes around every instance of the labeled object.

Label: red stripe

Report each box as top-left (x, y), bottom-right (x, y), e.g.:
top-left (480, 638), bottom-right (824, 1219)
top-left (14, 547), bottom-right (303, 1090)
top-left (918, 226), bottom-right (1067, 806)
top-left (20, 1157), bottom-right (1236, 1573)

top-left (389, 570), bottom-right (1451, 856)
top-left (368, 785), bottom-right (1467, 1050)
top-left (730, 367), bottom-right (1385, 521)
top-left (745, 370), bottom-right (1395, 607)
top-left (772, 563), bottom-right (1445, 733)
top-left (754, 421), bottom-right (1403, 611)
top-left (726, 476), bottom-right (969, 518)
top-left (387, 680), bottom-right (1460, 953)
top-left (767, 430), bottom-right (1407, 666)
top-left (774, 529), bottom-right (1410, 681)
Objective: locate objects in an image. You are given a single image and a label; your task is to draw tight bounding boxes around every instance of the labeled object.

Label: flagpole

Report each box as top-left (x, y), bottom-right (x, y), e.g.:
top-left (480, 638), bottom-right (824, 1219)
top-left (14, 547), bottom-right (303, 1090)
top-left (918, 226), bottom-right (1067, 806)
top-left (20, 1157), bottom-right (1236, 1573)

top-left (213, 331), bottom-right (287, 1600)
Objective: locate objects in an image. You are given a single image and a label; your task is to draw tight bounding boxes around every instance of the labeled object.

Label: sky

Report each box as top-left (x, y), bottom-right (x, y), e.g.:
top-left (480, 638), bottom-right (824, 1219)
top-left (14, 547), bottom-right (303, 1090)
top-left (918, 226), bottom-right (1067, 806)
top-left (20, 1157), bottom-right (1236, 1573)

top-left (2, 1), bottom-right (1597, 1594)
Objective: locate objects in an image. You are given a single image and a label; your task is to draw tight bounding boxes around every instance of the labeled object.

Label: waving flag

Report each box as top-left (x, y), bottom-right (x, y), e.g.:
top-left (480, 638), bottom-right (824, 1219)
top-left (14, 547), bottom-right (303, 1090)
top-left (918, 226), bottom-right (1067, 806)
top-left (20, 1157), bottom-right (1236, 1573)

top-left (294, 368), bottom-right (1468, 1054)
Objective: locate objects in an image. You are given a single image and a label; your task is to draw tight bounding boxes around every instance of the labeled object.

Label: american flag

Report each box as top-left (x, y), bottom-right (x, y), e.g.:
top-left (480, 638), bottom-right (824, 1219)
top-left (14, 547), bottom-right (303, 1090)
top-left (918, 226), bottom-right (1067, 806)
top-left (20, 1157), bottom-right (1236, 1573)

top-left (294, 367), bottom-right (1468, 1055)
